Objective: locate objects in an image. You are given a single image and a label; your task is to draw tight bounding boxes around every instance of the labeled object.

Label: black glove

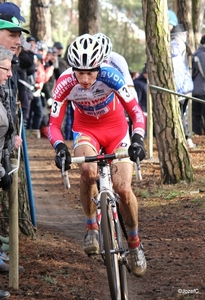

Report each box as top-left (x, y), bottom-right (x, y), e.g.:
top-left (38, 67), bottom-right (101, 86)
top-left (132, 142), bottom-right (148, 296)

top-left (0, 172), bottom-right (13, 191)
top-left (128, 133), bottom-right (146, 162)
top-left (55, 143), bottom-right (71, 170)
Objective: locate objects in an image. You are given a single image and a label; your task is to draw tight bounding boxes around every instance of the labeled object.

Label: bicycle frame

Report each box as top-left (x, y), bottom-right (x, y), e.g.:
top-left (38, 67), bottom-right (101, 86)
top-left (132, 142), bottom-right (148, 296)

top-left (71, 151), bottom-right (131, 300)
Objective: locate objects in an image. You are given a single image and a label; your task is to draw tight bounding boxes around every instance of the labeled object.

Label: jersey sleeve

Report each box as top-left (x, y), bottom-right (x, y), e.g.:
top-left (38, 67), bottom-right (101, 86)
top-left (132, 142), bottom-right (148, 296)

top-left (48, 70), bottom-right (75, 148)
top-left (100, 64), bottom-right (146, 137)
top-left (116, 85), bottom-right (146, 138)
top-left (109, 52), bottom-right (134, 86)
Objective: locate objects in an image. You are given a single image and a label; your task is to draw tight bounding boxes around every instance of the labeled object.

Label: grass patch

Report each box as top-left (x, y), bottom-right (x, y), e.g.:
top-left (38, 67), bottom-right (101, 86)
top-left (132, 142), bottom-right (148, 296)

top-left (44, 274), bottom-right (57, 285)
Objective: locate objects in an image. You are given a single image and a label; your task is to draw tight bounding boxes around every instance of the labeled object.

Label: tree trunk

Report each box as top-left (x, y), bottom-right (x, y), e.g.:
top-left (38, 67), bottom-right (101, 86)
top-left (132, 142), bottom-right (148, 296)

top-left (172, 0), bottom-right (204, 54)
top-left (191, 0), bottom-right (205, 48)
top-left (142, 0), bottom-right (193, 184)
top-left (30, 0), bottom-right (52, 44)
top-left (176, 0), bottom-right (194, 54)
top-left (0, 153), bottom-right (35, 238)
top-left (78, 0), bottom-right (100, 35)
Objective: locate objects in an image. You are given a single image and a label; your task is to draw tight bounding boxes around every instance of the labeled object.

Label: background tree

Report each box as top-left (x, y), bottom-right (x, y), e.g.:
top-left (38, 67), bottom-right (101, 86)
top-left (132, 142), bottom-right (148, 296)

top-left (176, 0), bottom-right (195, 54)
top-left (30, 0), bottom-right (52, 43)
top-left (142, 0), bottom-right (193, 184)
top-left (172, 0), bottom-right (205, 53)
top-left (170, 0), bottom-right (205, 52)
top-left (78, 0), bottom-right (100, 35)
top-left (191, 0), bottom-right (205, 48)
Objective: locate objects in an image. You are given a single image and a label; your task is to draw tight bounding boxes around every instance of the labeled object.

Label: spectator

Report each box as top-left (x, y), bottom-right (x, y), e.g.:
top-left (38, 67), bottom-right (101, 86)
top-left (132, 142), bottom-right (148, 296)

top-left (40, 46), bottom-right (60, 137)
top-left (27, 53), bottom-right (44, 134)
top-left (42, 46), bottom-right (60, 101)
top-left (26, 36), bottom-right (37, 53)
top-left (0, 45), bottom-right (24, 280)
top-left (130, 70), bottom-right (139, 80)
top-left (28, 42), bottom-right (59, 136)
top-left (134, 63), bottom-right (148, 115)
top-left (53, 41), bottom-right (69, 74)
top-left (0, 4), bottom-right (27, 278)
top-left (168, 10), bottom-right (195, 148)
top-left (26, 36), bottom-right (38, 121)
top-left (0, 5), bottom-right (29, 155)
top-left (17, 34), bottom-right (34, 128)
top-left (0, 5), bottom-right (30, 122)
top-left (191, 34), bottom-right (205, 135)
top-left (64, 102), bottom-right (74, 140)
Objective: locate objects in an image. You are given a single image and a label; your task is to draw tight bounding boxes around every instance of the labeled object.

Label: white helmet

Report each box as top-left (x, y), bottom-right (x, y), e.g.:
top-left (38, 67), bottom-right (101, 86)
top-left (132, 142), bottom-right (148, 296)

top-left (67, 34), bottom-right (105, 69)
top-left (94, 33), bottom-right (112, 60)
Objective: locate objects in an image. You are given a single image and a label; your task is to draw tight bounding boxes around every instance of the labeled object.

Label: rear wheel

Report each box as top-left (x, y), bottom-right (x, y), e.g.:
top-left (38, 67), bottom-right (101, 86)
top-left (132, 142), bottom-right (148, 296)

top-left (101, 192), bottom-right (121, 300)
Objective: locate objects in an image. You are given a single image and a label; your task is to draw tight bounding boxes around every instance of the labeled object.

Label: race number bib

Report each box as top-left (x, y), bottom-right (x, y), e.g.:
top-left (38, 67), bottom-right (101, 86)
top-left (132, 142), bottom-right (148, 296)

top-left (51, 100), bottom-right (61, 117)
top-left (118, 85), bottom-right (133, 103)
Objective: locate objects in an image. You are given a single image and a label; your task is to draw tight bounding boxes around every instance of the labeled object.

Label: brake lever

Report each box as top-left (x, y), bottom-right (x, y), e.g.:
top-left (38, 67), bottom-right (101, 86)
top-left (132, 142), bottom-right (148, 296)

top-left (60, 151), bottom-right (70, 189)
top-left (132, 143), bottom-right (143, 181)
top-left (136, 157), bottom-right (142, 181)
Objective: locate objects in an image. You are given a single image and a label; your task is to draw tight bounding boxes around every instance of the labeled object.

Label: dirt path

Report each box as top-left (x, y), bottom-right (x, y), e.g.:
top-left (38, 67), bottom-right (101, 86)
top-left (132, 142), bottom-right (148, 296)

top-left (28, 138), bottom-right (84, 241)
top-left (3, 135), bottom-right (205, 300)
top-left (27, 137), bottom-right (146, 300)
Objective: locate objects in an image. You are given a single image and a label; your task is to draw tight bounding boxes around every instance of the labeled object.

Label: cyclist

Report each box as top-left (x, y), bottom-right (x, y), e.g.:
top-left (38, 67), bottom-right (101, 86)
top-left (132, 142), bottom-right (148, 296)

top-left (94, 32), bottom-right (138, 136)
top-left (94, 32), bottom-right (138, 99)
top-left (48, 34), bottom-right (147, 277)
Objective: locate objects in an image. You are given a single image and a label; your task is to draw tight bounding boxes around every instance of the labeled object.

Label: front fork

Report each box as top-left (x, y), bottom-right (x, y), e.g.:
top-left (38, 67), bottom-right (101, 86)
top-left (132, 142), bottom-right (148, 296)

top-left (92, 191), bottom-right (122, 255)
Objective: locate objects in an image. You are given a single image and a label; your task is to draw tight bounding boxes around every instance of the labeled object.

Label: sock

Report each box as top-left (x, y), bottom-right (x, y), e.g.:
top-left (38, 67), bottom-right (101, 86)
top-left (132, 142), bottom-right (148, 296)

top-left (85, 217), bottom-right (98, 231)
top-left (127, 228), bottom-right (140, 249)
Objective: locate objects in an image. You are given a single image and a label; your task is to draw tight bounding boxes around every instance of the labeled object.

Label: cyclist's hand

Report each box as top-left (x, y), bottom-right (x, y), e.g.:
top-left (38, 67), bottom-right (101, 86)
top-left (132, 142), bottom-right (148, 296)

top-left (0, 172), bottom-right (13, 191)
top-left (55, 143), bottom-right (71, 170)
top-left (128, 133), bottom-right (146, 162)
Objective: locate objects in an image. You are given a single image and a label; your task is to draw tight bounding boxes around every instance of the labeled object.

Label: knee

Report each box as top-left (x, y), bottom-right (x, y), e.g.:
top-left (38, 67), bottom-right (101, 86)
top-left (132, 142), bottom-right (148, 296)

top-left (114, 182), bottom-right (132, 202)
top-left (81, 164), bottom-right (97, 185)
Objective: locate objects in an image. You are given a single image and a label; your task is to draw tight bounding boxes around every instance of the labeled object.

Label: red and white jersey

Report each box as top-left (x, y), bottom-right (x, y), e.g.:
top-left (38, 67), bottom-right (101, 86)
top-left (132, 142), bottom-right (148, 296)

top-left (48, 63), bottom-right (146, 149)
top-left (106, 51), bottom-right (138, 99)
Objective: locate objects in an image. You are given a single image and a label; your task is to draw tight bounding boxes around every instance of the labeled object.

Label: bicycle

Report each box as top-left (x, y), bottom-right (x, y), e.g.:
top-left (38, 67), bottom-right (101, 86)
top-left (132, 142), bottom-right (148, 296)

top-left (62, 150), bottom-right (141, 300)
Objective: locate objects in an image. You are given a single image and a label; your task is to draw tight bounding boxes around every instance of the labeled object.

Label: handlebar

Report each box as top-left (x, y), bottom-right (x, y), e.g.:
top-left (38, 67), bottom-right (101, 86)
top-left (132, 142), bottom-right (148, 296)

top-left (71, 150), bottom-right (129, 164)
top-left (71, 151), bottom-right (142, 181)
top-left (61, 150), bottom-right (142, 189)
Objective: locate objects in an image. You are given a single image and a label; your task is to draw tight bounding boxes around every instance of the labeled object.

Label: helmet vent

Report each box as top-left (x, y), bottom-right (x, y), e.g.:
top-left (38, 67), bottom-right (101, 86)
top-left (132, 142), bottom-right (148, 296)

top-left (83, 54), bottom-right (87, 67)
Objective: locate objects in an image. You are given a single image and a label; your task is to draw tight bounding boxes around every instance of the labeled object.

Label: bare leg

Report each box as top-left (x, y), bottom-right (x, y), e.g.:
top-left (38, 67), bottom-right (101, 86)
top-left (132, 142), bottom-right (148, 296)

top-left (74, 145), bottom-right (100, 254)
top-left (112, 162), bottom-right (138, 229)
top-left (112, 161), bottom-right (147, 277)
top-left (74, 145), bottom-right (98, 220)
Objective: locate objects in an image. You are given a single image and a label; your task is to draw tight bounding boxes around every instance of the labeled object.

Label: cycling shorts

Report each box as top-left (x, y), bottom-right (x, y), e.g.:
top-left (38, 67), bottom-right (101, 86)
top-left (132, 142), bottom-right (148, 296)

top-left (73, 123), bottom-right (132, 164)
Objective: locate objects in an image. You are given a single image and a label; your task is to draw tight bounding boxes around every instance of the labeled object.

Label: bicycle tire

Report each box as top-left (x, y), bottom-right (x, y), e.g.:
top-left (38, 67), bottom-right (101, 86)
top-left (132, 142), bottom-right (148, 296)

top-left (115, 206), bottom-right (129, 300)
top-left (119, 264), bottom-right (128, 300)
top-left (101, 192), bottom-right (121, 300)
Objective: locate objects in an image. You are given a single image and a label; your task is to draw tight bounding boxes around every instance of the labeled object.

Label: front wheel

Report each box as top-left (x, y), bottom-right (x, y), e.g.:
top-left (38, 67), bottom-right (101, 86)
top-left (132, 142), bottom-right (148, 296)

top-left (119, 263), bottom-right (128, 300)
top-left (101, 192), bottom-right (121, 300)
top-left (116, 204), bottom-right (129, 300)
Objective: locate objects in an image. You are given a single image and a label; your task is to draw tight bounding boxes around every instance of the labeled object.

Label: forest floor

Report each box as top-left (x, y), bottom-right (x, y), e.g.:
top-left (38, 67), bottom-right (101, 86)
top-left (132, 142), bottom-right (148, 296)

top-left (1, 134), bottom-right (205, 300)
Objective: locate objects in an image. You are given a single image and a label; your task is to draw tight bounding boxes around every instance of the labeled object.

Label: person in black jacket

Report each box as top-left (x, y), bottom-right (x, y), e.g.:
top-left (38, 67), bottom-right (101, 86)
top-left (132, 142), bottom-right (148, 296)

top-left (192, 35), bottom-right (205, 135)
top-left (17, 35), bottom-right (35, 127)
top-left (133, 63), bottom-right (148, 115)
top-left (53, 41), bottom-right (69, 74)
